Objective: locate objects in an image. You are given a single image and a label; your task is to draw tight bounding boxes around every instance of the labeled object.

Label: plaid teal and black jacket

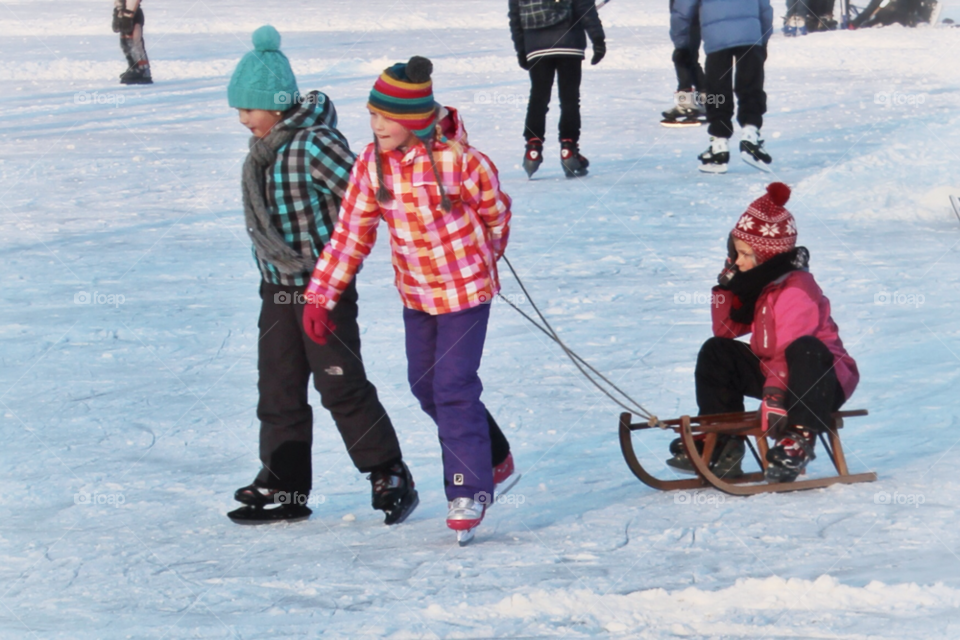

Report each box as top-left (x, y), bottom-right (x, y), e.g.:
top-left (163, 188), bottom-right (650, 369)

top-left (258, 91), bottom-right (356, 286)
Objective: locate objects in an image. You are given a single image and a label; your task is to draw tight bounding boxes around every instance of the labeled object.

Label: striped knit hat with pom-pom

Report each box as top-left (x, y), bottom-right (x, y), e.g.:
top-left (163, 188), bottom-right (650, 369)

top-left (731, 182), bottom-right (797, 263)
top-left (368, 56), bottom-right (452, 212)
top-left (368, 56), bottom-right (439, 140)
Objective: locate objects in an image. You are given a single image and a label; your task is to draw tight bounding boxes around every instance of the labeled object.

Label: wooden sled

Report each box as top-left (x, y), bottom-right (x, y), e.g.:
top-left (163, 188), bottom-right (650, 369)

top-left (618, 410), bottom-right (877, 495)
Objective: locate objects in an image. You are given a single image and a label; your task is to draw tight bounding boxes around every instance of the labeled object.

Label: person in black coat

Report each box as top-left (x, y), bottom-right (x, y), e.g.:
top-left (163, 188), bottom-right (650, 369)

top-left (508, 0), bottom-right (605, 178)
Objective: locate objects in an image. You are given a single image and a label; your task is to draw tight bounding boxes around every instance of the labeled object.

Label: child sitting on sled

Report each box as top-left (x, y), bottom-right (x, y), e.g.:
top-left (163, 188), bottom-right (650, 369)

top-left (666, 182), bottom-right (859, 482)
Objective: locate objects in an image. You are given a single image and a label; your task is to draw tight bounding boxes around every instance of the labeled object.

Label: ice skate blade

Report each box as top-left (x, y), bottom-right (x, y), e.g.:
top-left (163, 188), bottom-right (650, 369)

top-left (227, 504), bottom-right (312, 525)
top-left (457, 528), bottom-right (476, 546)
top-left (660, 119), bottom-right (703, 128)
top-left (698, 163), bottom-right (728, 174)
top-left (741, 151), bottom-right (772, 172)
top-left (494, 472), bottom-right (522, 499)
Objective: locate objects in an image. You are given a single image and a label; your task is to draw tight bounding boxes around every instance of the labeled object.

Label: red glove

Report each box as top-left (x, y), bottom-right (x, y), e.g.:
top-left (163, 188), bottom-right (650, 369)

top-left (761, 387), bottom-right (788, 437)
top-left (303, 302), bottom-right (336, 345)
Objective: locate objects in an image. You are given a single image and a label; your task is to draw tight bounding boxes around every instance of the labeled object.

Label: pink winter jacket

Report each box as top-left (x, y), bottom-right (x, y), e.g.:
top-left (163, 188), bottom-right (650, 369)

top-left (711, 270), bottom-right (859, 401)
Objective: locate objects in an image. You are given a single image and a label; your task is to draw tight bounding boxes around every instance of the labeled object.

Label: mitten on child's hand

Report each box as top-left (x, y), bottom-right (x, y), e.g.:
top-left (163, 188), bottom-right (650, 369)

top-left (591, 41), bottom-right (606, 65)
top-left (517, 52), bottom-right (531, 70)
top-left (303, 302), bottom-right (336, 345)
top-left (761, 387), bottom-right (788, 438)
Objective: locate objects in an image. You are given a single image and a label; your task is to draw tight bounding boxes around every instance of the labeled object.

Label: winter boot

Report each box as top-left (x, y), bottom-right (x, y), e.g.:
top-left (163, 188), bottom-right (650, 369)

top-left (765, 427), bottom-right (816, 483)
top-left (560, 139), bottom-right (589, 178)
top-left (369, 461), bottom-right (419, 525)
top-left (661, 90), bottom-right (707, 127)
top-left (739, 125), bottom-right (772, 171)
top-left (698, 136), bottom-right (730, 173)
top-left (666, 435), bottom-right (744, 478)
top-left (523, 138), bottom-right (544, 178)
top-left (783, 14), bottom-right (808, 36)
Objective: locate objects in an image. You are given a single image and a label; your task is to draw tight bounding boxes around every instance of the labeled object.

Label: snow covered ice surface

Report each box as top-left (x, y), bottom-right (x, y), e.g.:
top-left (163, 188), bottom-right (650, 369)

top-left (2, 0), bottom-right (959, 637)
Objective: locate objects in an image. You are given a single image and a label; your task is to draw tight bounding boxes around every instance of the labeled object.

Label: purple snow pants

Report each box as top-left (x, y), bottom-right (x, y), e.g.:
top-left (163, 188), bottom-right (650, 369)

top-left (403, 303), bottom-right (494, 502)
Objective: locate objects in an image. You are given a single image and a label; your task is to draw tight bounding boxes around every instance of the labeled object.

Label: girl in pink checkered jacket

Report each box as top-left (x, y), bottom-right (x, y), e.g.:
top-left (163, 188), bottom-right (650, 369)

top-left (303, 57), bottom-right (518, 541)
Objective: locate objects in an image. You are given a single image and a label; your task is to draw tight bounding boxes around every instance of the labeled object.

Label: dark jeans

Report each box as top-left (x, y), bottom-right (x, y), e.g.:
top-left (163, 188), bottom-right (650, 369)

top-left (695, 336), bottom-right (845, 434)
top-left (255, 280), bottom-right (401, 494)
top-left (404, 303), bottom-right (509, 501)
top-left (704, 45), bottom-right (767, 138)
top-left (524, 55), bottom-right (583, 143)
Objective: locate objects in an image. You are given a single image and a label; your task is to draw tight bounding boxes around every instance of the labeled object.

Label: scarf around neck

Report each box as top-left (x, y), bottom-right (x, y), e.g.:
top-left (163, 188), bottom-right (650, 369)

top-left (241, 124), bottom-right (318, 276)
top-left (725, 247), bottom-right (810, 324)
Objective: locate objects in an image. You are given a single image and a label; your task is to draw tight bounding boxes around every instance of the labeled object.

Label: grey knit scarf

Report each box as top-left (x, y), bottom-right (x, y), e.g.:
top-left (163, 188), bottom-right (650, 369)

top-left (242, 126), bottom-right (317, 275)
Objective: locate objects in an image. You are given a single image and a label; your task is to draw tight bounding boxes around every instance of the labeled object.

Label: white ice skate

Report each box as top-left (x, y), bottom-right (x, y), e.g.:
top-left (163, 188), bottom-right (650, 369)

top-left (447, 497), bottom-right (486, 546)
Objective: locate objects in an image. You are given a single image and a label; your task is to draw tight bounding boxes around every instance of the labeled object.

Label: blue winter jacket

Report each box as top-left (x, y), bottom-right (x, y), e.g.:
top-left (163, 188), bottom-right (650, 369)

top-left (671, 0), bottom-right (773, 54)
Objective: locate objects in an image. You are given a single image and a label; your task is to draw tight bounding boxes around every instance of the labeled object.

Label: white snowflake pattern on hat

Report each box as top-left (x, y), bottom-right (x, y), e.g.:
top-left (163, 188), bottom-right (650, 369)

top-left (737, 215), bottom-right (755, 231)
top-left (786, 219), bottom-right (797, 235)
top-left (760, 223), bottom-right (779, 237)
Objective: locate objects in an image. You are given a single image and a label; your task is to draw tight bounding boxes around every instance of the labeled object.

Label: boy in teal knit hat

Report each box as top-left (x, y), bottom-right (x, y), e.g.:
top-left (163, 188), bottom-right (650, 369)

top-left (225, 26), bottom-right (419, 527)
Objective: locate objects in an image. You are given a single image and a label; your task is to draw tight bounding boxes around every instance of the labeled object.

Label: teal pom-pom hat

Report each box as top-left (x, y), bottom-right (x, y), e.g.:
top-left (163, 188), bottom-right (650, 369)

top-left (227, 25), bottom-right (300, 110)
top-left (368, 56), bottom-right (439, 140)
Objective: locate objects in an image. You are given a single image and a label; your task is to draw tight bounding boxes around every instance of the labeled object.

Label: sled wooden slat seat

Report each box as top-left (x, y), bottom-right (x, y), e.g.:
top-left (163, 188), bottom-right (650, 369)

top-left (618, 409), bottom-right (877, 496)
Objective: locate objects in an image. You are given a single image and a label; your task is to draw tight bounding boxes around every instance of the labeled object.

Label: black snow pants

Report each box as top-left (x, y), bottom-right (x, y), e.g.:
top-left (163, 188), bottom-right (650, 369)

top-left (704, 45), bottom-right (767, 139)
top-left (695, 336), bottom-right (846, 434)
top-left (524, 55), bottom-right (583, 143)
top-left (255, 280), bottom-right (402, 494)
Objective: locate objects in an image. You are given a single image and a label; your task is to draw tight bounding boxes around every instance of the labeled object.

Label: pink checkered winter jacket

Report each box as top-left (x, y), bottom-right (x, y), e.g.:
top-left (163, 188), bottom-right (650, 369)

top-left (306, 107), bottom-right (511, 315)
top-left (711, 271), bottom-right (860, 401)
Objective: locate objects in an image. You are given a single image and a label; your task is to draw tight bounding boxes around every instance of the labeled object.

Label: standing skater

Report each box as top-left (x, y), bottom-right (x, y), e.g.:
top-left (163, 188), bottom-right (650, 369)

top-left (226, 26), bottom-right (418, 525)
top-left (302, 56), bottom-right (518, 544)
top-left (508, 0), bottom-right (606, 178)
top-left (661, 0), bottom-right (708, 127)
top-left (671, 0), bottom-right (774, 172)
top-left (112, 0), bottom-right (152, 85)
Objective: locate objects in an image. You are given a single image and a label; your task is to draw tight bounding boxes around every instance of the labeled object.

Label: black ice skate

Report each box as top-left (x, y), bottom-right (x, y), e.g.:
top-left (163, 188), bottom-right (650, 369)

top-left (523, 138), bottom-right (544, 178)
top-left (661, 90), bottom-right (707, 127)
top-left (120, 64), bottom-right (153, 85)
top-left (370, 461), bottom-right (419, 525)
top-left (228, 482), bottom-right (312, 524)
top-left (765, 427), bottom-right (816, 483)
top-left (740, 125), bottom-right (772, 172)
top-left (560, 139), bottom-right (589, 178)
top-left (698, 137), bottom-right (730, 173)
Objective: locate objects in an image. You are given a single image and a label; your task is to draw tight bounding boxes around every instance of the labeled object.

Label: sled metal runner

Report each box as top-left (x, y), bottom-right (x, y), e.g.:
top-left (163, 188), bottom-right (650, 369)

top-left (618, 410), bottom-right (877, 495)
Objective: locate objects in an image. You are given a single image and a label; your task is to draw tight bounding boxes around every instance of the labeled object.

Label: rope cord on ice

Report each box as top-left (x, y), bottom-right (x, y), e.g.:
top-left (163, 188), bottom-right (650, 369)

top-left (498, 255), bottom-right (663, 427)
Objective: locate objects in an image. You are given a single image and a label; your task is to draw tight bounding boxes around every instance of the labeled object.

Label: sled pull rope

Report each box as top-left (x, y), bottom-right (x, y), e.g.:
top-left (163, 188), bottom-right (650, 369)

top-left (499, 255), bottom-right (663, 427)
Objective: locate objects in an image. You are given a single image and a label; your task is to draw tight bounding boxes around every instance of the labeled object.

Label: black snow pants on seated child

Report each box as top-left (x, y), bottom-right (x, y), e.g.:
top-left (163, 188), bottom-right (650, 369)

top-left (255, 279), bottom-right (402, 495)
top-left (695, 335), bottom-right (846, 433)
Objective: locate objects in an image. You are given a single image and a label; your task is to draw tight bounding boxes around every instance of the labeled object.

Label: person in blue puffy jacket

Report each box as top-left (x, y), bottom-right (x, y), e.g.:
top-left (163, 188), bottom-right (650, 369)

top-left (671, 0), bottom-right (774, 173)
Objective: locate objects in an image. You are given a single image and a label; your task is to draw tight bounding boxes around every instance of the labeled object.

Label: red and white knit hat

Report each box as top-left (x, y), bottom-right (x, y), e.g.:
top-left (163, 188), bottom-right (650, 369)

top-left (731, 182), bottom-right (796, 263)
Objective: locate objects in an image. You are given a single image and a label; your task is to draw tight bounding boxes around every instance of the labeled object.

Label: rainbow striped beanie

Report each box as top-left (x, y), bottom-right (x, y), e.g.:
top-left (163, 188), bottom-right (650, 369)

top-left (368, 56), bottom-right (439, 140)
